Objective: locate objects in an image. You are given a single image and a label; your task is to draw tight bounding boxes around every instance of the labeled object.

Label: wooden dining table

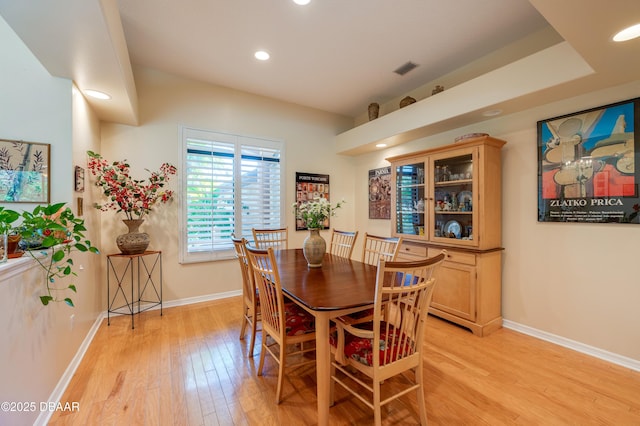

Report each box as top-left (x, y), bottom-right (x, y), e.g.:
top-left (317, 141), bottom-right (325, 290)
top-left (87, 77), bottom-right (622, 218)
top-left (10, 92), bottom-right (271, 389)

top-left (273, 248), bottom-right (379, 425)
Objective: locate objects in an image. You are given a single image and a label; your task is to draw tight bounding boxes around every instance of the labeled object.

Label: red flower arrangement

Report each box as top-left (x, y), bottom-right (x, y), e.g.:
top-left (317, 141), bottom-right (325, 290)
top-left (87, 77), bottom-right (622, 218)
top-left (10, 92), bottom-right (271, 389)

top-left (87, 151), bottom-right (177, 220)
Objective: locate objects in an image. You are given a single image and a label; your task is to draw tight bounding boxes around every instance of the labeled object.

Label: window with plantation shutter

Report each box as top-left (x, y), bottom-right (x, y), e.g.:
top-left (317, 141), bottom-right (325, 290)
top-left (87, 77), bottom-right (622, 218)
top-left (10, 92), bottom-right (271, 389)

top-left (179, 127), bottom-right (284, 263)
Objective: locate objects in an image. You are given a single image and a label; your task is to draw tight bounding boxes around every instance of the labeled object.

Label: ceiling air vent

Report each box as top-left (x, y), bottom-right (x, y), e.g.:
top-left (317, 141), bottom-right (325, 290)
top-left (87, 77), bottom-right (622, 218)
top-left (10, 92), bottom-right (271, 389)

top-left (393, 61), bottom-right (419, 76)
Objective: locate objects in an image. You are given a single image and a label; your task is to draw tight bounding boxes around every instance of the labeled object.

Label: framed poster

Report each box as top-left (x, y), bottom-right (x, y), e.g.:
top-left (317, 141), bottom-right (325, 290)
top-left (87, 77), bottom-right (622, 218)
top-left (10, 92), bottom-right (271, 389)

top-left (368, 166), bottom-right (391, 219)
top-left (538, 97), bottom-right (640, 223)
top-left (0, 139), bottom-right (50, 203)
top-left (74, 165), bottom-right (85, 192)
top-left (295, 172), bottom-right (330, 230)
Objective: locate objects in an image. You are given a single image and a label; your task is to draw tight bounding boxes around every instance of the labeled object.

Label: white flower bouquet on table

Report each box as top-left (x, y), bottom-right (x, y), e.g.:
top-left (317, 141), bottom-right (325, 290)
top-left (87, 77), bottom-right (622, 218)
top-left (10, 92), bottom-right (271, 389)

top-left (293, 198), bottom-right (344, 229)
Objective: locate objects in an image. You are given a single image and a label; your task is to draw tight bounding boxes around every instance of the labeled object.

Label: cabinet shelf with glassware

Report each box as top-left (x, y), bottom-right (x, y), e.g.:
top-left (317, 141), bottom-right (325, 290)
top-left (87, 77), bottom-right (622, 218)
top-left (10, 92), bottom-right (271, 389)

top-left (387, 135), bottom-right (506, 336)
top-left (388, 135), bottom-right (505, 250)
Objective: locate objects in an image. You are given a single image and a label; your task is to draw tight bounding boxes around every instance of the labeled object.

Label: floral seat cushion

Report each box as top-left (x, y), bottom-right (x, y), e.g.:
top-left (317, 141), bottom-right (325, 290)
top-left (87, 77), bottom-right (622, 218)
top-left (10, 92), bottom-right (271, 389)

top-left (330, 321), bottom-right (415, 367)
top-left (284, 302), bottom-right (315, 336)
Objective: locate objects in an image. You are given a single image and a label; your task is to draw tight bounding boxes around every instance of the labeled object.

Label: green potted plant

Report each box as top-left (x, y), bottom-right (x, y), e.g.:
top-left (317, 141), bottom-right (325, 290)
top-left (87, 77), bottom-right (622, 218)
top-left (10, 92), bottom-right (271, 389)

top-left (0, 207), bottom-right (20, 234)
top-left (0, 207), bottom-right (20, 263)
top-left (17, 202), bottom-right (99, 306)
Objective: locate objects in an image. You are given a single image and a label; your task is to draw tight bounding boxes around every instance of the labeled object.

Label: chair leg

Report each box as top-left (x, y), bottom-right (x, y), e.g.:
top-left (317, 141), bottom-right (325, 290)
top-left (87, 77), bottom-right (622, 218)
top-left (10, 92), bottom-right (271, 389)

top-left (416, 367), bottom-right (428, 425)
top-left (239, 307), bottom-right (248, 340)
top-left (329, 357), bottom-right (336, 406)
top-left (257, 330), bottom-right (267, 376)
top-left (275, 342), bottom-right (286, 404)
top-left (248, 315), bottom-right (257, 357)
top-left (373, 379), bottom-right (382, 426)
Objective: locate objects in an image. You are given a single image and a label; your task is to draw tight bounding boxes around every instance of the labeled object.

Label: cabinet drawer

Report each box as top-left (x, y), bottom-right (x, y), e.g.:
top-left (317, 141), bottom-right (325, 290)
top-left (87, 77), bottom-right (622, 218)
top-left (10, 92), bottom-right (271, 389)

top-left (398, 242), bottom-right (428, 260)
top-left (428, 248), bottom-right (476, 266)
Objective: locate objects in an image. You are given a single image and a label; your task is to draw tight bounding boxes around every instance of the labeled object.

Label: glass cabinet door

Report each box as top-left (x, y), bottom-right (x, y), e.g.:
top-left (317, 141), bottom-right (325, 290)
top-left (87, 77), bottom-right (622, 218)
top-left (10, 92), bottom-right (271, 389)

top-left (431, 151), bottom-right (476, 246)
top-left (394, 161), bottom-right (426, 238)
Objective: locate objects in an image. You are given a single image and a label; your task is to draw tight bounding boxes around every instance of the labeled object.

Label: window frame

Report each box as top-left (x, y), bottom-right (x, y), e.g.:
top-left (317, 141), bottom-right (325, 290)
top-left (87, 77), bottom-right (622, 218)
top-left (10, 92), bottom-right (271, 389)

top-left (178, 126), bottom-right (285, 263)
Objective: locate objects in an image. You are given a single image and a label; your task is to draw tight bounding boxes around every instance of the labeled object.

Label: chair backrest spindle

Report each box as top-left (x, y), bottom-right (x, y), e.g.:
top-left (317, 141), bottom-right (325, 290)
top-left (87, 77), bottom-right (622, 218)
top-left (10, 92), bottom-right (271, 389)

top-left (252, 227), bottom-right (289, 250)
top-left (329, 229), bottom-right (359, 259)
top-left (361, 232), bottom-right (402, 266)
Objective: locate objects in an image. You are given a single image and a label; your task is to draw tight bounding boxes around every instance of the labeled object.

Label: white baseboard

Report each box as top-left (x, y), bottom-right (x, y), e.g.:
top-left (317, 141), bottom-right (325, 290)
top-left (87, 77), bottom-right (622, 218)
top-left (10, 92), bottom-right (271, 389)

top-left (159, 289), bottom-right (242, 310)
top-left (99, 289), bottom-right (243, 320)
top-left (34, 312), bottom-right (104, 426)
top-left (35, 290), bottom-right (242, 426)
top-left (503, 319), bottom-right (640, 372)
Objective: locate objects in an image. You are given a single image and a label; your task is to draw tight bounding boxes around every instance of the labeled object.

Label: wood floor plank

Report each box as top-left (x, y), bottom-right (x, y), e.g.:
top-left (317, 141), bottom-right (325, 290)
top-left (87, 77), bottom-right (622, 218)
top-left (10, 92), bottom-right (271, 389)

top-left (48, 296), bottom-right (640, 425)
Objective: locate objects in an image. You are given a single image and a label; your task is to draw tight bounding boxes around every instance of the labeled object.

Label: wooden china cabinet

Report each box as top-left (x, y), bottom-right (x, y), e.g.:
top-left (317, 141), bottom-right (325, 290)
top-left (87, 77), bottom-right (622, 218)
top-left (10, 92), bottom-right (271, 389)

top-left (387, 135), bottom-right (506, 336)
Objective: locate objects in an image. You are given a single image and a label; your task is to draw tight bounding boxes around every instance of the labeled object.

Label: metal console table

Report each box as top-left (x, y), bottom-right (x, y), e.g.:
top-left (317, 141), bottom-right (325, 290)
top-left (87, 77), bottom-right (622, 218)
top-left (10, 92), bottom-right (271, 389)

top-left (107, 250), bottom-right (163, 329)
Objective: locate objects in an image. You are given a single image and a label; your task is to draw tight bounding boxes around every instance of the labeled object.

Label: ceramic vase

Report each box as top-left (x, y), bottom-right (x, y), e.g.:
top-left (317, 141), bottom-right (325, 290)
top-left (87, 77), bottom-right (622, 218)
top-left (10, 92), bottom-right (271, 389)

top-left (116, 219), bottom-right (150, 255)
top-left (302, 228), bottom-right (326, 268)
top-left (399, 96), bottom-right (416, 108)
top-left (368, 103), bottom-right (380, 121)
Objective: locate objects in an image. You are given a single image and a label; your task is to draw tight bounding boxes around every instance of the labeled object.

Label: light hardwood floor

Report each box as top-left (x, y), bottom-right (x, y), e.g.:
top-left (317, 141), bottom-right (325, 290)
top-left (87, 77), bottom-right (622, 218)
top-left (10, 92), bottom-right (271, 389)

top-left (49, 297), bottom-right (640, 425)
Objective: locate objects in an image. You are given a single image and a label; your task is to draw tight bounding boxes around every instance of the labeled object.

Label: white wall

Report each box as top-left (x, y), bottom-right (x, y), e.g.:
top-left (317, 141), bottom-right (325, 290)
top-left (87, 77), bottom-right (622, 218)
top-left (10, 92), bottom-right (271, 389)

top-left (98, 66), bottom-right (355, 302)
top-left (0, 16), bottom-right (103, 426)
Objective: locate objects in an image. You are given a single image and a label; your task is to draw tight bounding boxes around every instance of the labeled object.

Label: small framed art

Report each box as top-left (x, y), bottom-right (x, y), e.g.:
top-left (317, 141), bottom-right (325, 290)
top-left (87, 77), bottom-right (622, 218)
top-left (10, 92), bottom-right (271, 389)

top-left (75, 165), bottom-right (85, 192)
top-left (0, 139), bottom-right (50, 203)
top-left (368, 166), bottom-right (391, 219)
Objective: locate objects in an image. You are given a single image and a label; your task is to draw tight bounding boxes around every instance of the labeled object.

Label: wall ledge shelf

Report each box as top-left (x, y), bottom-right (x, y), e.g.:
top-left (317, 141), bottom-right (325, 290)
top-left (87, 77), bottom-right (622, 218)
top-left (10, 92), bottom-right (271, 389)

top-left (335, 42), bottom-right (594, 156)
top-left (0, 254), bottom-right (42, 282)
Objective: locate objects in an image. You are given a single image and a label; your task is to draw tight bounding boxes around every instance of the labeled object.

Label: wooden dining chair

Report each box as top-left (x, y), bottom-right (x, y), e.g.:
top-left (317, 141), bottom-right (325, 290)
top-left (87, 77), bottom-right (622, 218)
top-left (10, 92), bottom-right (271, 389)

top-left (252, 227), bottom-right (288, 250)
top-left (232, 236), bottom-right (260, 357)
top-left (361, 232), bottom-right (403, 266)
top-left (330, 250), bottom-right (446, 426)
top-left (329, 229), bottom-right (359, 259)
top-left (338, 233), bottom-right (404, 324)
top-left (245, 245), bottom-right (316, 404)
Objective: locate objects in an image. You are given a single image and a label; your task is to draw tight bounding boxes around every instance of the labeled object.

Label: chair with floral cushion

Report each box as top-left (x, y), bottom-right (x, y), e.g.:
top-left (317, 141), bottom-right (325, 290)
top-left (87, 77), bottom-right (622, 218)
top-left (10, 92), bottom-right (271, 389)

top-left (329, 251), bottom-right (446, 426)
top-left (329, 229), bottom-right (359, 259)
top-left (252, 227), bottom-right (288, 250)
top-left (245, 245), bottom-right (316, 404)
top-left (232, 236), bottom-right (261, 357)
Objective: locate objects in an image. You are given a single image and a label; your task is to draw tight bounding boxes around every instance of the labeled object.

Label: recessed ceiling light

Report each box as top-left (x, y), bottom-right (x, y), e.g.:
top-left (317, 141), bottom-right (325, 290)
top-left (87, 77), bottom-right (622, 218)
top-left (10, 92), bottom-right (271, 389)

top-left (84, 89), bottom-right (111, 100)
top-left (375, 143), bottom-right (387, 148)
top-left (293, 0), bottom-right (311, 5)
top-left (613, 23), bottom-right (640, 42)
top-left (482, 109), bottom-right (502, 117)
top-left (255, 50), bottom-right (270, 61)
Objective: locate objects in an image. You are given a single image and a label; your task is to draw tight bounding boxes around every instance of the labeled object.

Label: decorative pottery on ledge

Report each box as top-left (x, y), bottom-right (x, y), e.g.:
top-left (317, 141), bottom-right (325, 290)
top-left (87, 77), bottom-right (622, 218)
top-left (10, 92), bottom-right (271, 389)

top-left (116, 219), bottom-right (150, 255)
top-left (302, 228), bottom-right (326, 267)
top-left (368, 103), bottom-right (380, 121)
top-left (399, 96), bottom-right (416, 108)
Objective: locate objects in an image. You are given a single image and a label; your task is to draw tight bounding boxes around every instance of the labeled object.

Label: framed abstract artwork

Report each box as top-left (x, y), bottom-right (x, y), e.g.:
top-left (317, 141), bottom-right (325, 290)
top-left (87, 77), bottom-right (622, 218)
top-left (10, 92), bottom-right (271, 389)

top-left (0, 139), bottom-right (50, 203)
top-left (538, 97), bottom-right (639, 223)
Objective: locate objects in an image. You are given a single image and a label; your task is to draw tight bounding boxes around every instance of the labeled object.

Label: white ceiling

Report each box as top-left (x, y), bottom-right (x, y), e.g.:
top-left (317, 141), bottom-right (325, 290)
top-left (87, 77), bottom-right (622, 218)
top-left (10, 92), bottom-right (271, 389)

top-left (116, 0), bottom-right (548, 118)
top-left (1, 0), bottom-right (640, 132)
